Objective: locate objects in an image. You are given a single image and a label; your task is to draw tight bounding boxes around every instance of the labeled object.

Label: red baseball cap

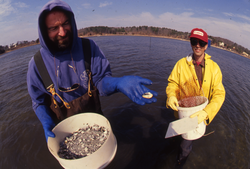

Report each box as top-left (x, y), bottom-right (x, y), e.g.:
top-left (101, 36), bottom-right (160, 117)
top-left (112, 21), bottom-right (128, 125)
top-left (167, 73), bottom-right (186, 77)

top-left (189, 28), bottom-right (208, 43)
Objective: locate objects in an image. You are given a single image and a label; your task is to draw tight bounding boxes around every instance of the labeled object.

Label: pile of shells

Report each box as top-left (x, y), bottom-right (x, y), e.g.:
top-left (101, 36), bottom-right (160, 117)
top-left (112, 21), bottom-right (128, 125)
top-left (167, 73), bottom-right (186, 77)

top-left (178, 96), bottom-right (206, 107)
top-left (58, 124), bottom-right (109, 159)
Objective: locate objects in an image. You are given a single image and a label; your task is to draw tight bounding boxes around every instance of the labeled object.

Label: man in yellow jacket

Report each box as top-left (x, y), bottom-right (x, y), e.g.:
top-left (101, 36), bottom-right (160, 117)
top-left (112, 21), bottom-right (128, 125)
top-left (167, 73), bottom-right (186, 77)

top-left (166, 28), bottom-right (225, 166)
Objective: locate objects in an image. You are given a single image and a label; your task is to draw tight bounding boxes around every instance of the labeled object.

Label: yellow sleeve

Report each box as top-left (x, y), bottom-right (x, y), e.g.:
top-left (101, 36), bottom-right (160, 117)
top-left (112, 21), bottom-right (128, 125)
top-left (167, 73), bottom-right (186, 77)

top-left (166, 61), bottom-right (180, 108)
top-left (204, 65), bottom-right (225, 125)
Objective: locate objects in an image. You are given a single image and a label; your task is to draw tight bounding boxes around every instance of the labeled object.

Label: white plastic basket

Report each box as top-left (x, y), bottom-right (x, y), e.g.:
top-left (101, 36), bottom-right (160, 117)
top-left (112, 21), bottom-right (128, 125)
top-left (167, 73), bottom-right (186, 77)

top-left (48, 113), bottom-right (117, 169)
top-left (178, 96), bottom-right (208, 140)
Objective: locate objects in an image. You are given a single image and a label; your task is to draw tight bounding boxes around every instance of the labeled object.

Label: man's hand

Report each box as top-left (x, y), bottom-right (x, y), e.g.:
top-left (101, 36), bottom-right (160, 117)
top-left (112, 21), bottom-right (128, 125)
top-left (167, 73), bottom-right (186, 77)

top-left (190, 110), bottom-right (208, 124)
top-left (35, 105), bottom-right (56, 142)
top-left (116, 76), bottom-right (158, 105)
top-left (167, 96), bottom-right (179, 111)
top-left (101, 76), bottom-right (158, 105)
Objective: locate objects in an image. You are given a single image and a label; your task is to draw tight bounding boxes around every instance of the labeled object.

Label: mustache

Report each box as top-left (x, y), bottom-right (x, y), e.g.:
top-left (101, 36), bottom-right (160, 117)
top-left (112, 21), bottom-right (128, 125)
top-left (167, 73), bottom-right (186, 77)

top-left (57, 34), bottom-right (68, 40)
top-left (57, 30), bottom-right (72, 41)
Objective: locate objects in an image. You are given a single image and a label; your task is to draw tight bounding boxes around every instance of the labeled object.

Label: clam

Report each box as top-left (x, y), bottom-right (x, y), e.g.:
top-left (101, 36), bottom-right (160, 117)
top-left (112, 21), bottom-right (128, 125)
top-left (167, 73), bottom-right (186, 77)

top-left (142, 92), bottom-right (153, 99)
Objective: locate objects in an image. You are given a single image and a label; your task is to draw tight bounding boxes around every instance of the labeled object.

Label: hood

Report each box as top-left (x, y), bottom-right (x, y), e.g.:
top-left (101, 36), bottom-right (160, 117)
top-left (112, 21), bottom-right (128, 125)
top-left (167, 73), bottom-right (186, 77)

top-left (38, 0), bottom-right (78, 54)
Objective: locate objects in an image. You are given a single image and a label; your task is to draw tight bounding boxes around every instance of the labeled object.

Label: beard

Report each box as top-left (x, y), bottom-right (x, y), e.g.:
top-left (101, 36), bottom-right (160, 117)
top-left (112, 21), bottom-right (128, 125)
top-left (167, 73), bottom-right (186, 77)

top-left (50, 30), bottom-right (73, 51)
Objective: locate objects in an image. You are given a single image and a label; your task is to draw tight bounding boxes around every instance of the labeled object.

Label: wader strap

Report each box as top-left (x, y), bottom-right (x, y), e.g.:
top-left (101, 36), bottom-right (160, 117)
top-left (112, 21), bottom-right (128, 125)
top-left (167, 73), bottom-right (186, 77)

top-left (81, 38), bottom-right (91, 72)
top-left (81, 38), bottom-right (93, 97)
top-left (34, 51), bottom-right (70, 108)
top-left (34, 50), bottom-right (53, 90)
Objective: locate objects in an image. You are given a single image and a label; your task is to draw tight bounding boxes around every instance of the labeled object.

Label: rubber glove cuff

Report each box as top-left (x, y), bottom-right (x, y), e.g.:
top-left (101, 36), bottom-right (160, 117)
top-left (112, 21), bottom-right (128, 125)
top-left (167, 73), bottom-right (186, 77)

top-left (167, 96), bottom-right (179, 111)
top-left (35, 105), bottom-right (55, 142)
top-left (101, 76), bottom-right (158, 105)
top-left (190, 110), bottom-right (208, 124)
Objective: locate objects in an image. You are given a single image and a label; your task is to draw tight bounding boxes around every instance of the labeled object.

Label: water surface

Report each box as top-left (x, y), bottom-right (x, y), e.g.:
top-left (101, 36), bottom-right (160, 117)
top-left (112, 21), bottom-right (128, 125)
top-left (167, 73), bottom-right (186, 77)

top-left (0, 36), bottom-right (249, 169)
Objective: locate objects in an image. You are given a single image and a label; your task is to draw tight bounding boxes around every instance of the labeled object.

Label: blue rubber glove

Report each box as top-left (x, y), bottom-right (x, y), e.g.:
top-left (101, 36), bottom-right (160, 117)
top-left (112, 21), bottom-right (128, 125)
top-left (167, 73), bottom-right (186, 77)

top-left (35, 105), bottom-right (55, 142)
top-left (101, 76), bottom-right (158, 105)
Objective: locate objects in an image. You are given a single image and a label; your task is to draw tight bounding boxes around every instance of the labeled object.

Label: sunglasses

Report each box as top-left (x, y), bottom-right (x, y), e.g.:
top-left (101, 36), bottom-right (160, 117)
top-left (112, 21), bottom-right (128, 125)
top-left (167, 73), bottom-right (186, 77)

top-left (190, 38), bottom-right (207, 47)
top-left (58, 83), bottom-right (80, 92)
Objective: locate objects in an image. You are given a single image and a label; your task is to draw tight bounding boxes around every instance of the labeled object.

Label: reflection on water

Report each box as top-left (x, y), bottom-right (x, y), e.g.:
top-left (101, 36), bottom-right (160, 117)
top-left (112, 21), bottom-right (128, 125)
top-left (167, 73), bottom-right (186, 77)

top-left (0, 36), bottom-right (249, 169)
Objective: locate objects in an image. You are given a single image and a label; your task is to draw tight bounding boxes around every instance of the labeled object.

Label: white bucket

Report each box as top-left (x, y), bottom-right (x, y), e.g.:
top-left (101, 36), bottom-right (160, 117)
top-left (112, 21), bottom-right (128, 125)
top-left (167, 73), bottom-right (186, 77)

top-left (178, 96), bottom-right (208, 140)
top-left (47, 113), bottom-right (117, 169)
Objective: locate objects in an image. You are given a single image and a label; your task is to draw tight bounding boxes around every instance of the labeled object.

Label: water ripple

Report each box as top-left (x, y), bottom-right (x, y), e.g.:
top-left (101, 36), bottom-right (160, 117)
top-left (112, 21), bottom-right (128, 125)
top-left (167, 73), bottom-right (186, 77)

top-left (1, 37), bottom-right (250, 168)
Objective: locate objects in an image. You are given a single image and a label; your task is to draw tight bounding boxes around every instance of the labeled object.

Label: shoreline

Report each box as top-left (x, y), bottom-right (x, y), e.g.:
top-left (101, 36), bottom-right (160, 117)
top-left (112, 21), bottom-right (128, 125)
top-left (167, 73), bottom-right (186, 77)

top-left (2, 35), bottom-right (249, 59)
top-left (0, 43), bottom-right (39, 56)
top-left (80, 34), bottom-right (249, 58)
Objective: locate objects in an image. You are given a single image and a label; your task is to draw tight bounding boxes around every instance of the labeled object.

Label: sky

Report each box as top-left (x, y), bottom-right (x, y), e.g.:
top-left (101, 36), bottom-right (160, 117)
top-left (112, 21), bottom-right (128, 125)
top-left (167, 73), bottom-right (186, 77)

top-left (0, 0), bottom-right (250, 49)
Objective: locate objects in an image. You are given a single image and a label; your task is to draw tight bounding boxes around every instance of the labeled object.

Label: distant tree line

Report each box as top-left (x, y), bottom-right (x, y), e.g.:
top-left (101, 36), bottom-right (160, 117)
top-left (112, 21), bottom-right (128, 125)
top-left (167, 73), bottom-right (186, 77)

top-left (78, 26), bottom-right (250, 56)
top-left (0, 46), bottom-right (5, 54)
top-left (78, 26), bottom-right (190, 39)
top-left (0, 38), bottom-right (39, 55)
top-left (1, 26), bottom-right (249, 56)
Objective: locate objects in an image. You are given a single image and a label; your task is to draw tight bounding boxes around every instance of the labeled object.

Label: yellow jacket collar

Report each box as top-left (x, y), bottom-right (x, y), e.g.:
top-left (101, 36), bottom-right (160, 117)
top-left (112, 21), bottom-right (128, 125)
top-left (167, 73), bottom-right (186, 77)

top-left (186, 53), bottom-right (193, 65)
top-left (186, 53), bottom-right (211, 65)
top-left (204, 53), bottom-right (211, 60)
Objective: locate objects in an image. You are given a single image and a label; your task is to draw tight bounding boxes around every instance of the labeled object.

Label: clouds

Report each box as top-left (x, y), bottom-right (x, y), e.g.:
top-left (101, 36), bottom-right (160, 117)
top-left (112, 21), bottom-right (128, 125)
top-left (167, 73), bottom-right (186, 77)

top-left (78, 11), bottom-right (250, 49)
top-left (81, 1), bottom-right (113, 9)
top-left (223, 12), bottom-right (250, 23)
top-left (99, 1), bottom-right (112, 8)
top-left (237, 14), bottom-right (250, 22)
top-left (14, 2), bottom-right (29, 8)
top-left (82, 3), bottom-right (91, 9)
top-left (223, 12), bottom-right (234, 17)
top-left (0, 0), bottom-right (249, 50)
top-left (0, 21), bottom-right (37, 46)
top-left (0, 0), bottom-right (14, 17)
top-left (0, 0), bottom-right (29, 18)
top-left (0, 1), bottom-right (36, 46)
top-left (0, 11), bottom-right (37, 45)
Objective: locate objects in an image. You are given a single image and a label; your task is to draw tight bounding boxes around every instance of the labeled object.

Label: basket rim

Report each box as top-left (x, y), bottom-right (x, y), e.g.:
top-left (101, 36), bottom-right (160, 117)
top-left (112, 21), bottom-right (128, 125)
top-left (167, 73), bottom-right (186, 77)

top-left (177, 96), bottom-right (208, 110)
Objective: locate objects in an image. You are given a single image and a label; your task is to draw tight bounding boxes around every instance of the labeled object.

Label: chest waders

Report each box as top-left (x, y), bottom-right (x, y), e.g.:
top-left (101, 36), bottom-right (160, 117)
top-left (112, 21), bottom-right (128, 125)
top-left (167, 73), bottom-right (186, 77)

top-left (34, 38), bottom-right (103, 124)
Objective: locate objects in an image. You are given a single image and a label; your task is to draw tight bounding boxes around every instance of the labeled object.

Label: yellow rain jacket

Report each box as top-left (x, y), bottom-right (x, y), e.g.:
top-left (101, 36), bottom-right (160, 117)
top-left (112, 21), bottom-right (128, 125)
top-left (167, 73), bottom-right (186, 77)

top-left (166, 53), bottom-right (225, 125)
